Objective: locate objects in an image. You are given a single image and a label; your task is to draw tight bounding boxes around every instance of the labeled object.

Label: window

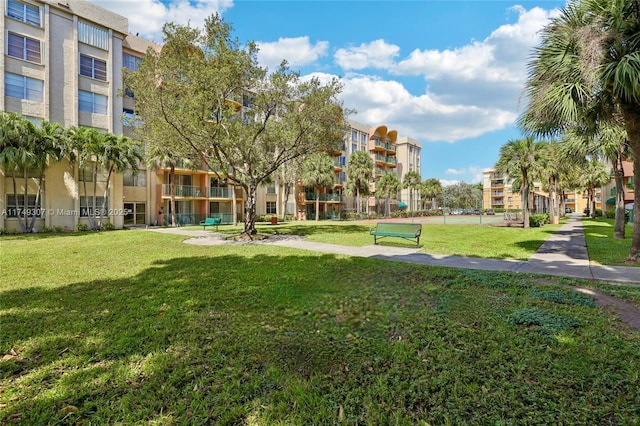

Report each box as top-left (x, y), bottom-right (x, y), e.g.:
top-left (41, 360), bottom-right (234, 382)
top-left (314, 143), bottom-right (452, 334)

top-left (7, 32), bottom-right (41, 63)
top-left (6, 194), bottom-right (44, 217)
top-left (5, 72), bottom-right (43, 101)
top-left (265, 183), bottom-right (276, 194)
top-left (80, 196), bottom-right (108, 217)
top-left (351, 143), bottom-right (357, 153)
top-left (78, 21), bottom-right (109, 50)
top-left (266, 201), bottom-right (277, 214)
top-left (80, 55), bottom-right (107, 81)
top-left (351, 130), bottom-right (357, 141)
top-left (123, 169), bottom-right (146, 187)
top-left (122, 53), bottom-right (141, 71)
top-left (78, 90), bottom-right (108, 114)
top-left (122, 108), bottom-right (142, 127)
top-left (7, 0), bottom-right (40, 26)
top-left (361, 133), bottom-right (367, 143)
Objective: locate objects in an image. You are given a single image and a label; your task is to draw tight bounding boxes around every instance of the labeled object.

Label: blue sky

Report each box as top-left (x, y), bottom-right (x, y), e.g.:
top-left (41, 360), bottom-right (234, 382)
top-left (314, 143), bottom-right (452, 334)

top-left (92, 0), bottom-right (566, 185)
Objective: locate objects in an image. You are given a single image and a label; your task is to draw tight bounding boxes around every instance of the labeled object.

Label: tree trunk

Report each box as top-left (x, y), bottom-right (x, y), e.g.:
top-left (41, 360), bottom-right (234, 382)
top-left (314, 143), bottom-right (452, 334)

top-left (100, 166), bottom-right (114, 229)
top-left (170, 166), bottom-right (176, 227)
top-left (613, 160), bottom-right (626, 239)
top-left (282, 182), bottom-right (290, 222)
top-left (29, 172), bottom-right (44, 232)
top-left (22, 167), bottom-right (29, 232)
top-left (356, 187), bottom-right (361, 216)
top-left (90, 163), bottom-right (99, 230)
top-left (620, 102), bottom-right (640, 261)
top-left (548, 178), bottom-right (557, 225)
top-left (242, 183), bottom-right (257, 235)
top-left (11, 171), bottom-right (26, 233)
top-left (315, 187), bottom-right (320, 221)
top-left (522, 181), bottom-right (530, 229)
top-left (232, 182), bottom-right (238, 227)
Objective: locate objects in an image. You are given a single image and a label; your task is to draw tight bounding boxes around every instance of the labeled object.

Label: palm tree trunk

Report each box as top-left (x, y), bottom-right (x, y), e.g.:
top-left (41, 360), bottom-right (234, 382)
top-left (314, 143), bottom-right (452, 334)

top-left (22, 167), bottom-right (29, 232)
top-left (522, 183), bottom-right (530, 229)
top-left (282, 183), bottom-right (290, 222)
top-left (90, 163), bottom-right (99, 230)
top-left (11, 171), bottom-right (26, 233)
top-left (613, 159), bottom-right (626, 239)
top-left (100, 166), bottom-right (114, 229)
top-left (315, 187), bottom-right (320, 221)
top-left (29, 172), bottom-right (44, 232)
top-left (620, 102), bottom-right (640, 260)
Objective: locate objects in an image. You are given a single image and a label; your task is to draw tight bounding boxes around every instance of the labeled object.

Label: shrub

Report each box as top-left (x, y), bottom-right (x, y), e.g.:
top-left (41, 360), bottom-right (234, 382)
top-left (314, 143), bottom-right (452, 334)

top-left (53, 226), bottom-right (64, 233)
top-left (77, 223), bottom-right (89, 231)
top-left (529, 213), bottom-right (549, 227)
top-left (41, 225), bottom-right (53, 233)
top-left (102, 222), bottom-right (116, 231)
top-left (0, 228), bottom-right (7, 236)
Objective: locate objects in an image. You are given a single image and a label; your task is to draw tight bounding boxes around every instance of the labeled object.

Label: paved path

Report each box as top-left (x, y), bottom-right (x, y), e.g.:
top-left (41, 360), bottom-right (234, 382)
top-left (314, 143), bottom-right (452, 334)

top-left (150, 216), bottom-right (639, 285)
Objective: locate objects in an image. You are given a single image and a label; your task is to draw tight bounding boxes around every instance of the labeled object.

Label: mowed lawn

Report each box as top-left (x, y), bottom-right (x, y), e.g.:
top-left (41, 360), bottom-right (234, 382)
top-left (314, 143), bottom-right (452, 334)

top-left (1, 230), bottom-right (639, 424)
top-left (196, 219), bottom-right (564, 261)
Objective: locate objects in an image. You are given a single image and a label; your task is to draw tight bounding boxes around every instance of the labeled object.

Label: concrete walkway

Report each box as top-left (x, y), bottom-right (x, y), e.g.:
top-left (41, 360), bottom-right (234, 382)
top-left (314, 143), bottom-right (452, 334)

top-left (151, 216), bottom-right (640, 285)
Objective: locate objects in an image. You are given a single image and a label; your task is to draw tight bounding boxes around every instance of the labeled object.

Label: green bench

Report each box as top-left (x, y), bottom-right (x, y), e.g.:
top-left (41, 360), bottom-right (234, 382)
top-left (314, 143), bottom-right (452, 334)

top-left (199, 217), bottom-right (221, 231)
top-left (370, 222), bottom-right (422, 247)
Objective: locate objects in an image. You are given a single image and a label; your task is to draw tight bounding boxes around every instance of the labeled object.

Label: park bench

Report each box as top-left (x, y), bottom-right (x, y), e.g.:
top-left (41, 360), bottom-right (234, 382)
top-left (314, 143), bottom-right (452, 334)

top-left (369, 222), bottom-right (422, 247)
top-left (199, 217), bottom-right (221, 231)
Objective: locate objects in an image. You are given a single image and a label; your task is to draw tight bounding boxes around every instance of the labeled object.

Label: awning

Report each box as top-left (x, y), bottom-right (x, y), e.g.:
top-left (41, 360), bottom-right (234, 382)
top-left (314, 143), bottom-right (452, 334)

top-left (398, 201), bottom-right (408, 208)
top-left (606, 197), bottom-right (615, 204)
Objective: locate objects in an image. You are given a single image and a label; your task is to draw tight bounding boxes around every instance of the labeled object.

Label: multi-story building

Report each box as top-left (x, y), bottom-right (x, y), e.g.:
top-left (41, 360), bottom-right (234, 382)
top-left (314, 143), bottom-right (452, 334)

top-left (396, 136), bottom-right (422, 210)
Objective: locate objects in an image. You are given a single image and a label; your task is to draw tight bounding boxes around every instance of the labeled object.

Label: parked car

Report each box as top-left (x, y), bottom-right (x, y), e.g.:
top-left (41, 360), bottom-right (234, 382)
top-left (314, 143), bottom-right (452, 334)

top-left (486, 209), bottom-right (495, 215)
top-left (473, 209), bottom-right (482, 215)
top-left (565, 207), bottom-right (573, 213)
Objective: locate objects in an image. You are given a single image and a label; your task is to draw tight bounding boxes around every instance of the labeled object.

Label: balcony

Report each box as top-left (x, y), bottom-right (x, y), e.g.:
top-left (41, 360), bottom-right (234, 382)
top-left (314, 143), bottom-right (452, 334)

top-left (305, 194), bottom-right (343, 202)
top-left (386, 156), bottom-right (397, 166)
top-left (492, 191), bottom-right (504, 196)
top-left (162, 185), bottom-right (234, 198)
top-left (162, 184), bottom-right (206, 198)
top-left (334, 159), bottom-right (343, 170)
top-left (374, 154), bottom-right (387, 163)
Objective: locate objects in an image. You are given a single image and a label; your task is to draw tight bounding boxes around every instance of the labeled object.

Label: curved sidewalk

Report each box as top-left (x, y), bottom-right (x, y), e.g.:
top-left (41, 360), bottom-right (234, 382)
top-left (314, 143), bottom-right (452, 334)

top-left (267, 216), bottom-right (639, 285)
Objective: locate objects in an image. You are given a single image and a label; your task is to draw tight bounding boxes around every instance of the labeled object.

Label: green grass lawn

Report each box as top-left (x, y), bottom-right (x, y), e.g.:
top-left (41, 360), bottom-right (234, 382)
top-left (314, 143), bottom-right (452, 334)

top-left (582, 218), bottom-right (639, 266)
top-left (1, 231), bottom-right (639, 424)
top-left (188, 220), bottom-right (563, 261)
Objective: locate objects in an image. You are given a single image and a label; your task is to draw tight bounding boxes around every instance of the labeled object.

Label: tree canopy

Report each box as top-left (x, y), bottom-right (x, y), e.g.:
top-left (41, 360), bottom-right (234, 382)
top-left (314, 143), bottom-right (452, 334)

top-left (126, 14), bottom-right (347, 235)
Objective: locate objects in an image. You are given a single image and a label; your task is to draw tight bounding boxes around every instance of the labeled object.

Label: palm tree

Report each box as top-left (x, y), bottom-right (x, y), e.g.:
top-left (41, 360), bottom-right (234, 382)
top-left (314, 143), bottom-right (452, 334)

top-left (346, 151), bottom-right (373, 217)
top-left (96, 134), bottom-right (143, 228)
top-left (146, 143), bottom-right (179, 227)
top-left (0, 113), bottom-right (67, 233)
top-left (495, 137), bottom-right (545, 229)
top-left (420, 178), bottom-right (442, 210)
top-left (537, 141), bottom-right (562, 225)
top-left (377, 172), bottom-right (401, 217)
top-left (519, 0), bottom-right (640, 259)
top-left (579, 160), bottom-right (610, 218)
top-left (301, 153), bottom-right (334, 221)
top-left (403, 171), bottom-right (422, 212)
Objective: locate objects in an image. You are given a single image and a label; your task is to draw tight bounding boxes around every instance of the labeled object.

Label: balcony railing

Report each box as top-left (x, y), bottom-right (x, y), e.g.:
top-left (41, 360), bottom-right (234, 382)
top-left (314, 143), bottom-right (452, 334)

top-left (163, 185), bottom-right (233, 198)
top-left (305, 194), bottom-right (343, 202)
top-left (386, 156), bottom-right (397, 165)
top-left (163, 185), bottom-right (205, 198)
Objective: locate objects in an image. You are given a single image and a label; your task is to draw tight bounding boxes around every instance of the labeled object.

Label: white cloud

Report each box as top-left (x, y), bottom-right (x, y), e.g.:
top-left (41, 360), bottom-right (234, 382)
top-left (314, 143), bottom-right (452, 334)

top-left (334, 40), bottom-right (400, 70)
top-left (446, 168), bottom-right (467, 175)
top-left (337, 74), bottom-right (516, 142)
top-left (89, 0), bottom-right (233, 43)
top-left (440, 180), bottom-right (460, 187)
top-left (256, 37), bottom-right (329, 71)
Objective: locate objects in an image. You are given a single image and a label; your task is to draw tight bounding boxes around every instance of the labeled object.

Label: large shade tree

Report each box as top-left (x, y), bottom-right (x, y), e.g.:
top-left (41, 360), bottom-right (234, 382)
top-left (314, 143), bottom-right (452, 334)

top-left (494, 137), bottom-right (545, 229)
top-left (519, 0), bottom-right (640, 260)
top-left (126, 15), bottom-right (346, 236)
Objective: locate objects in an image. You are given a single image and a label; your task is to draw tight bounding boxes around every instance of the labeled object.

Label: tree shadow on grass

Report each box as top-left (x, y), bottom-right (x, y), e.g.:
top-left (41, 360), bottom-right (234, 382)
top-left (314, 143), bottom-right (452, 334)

top-left (0, 252), bottom-right (431, 424)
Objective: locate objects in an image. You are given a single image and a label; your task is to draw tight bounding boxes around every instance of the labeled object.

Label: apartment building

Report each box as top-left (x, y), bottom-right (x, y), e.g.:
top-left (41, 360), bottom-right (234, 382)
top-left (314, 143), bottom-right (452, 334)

top-left (396, 136), bottom-right (422, 211)
top-left (482, 168), bottom-right (600, 214)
